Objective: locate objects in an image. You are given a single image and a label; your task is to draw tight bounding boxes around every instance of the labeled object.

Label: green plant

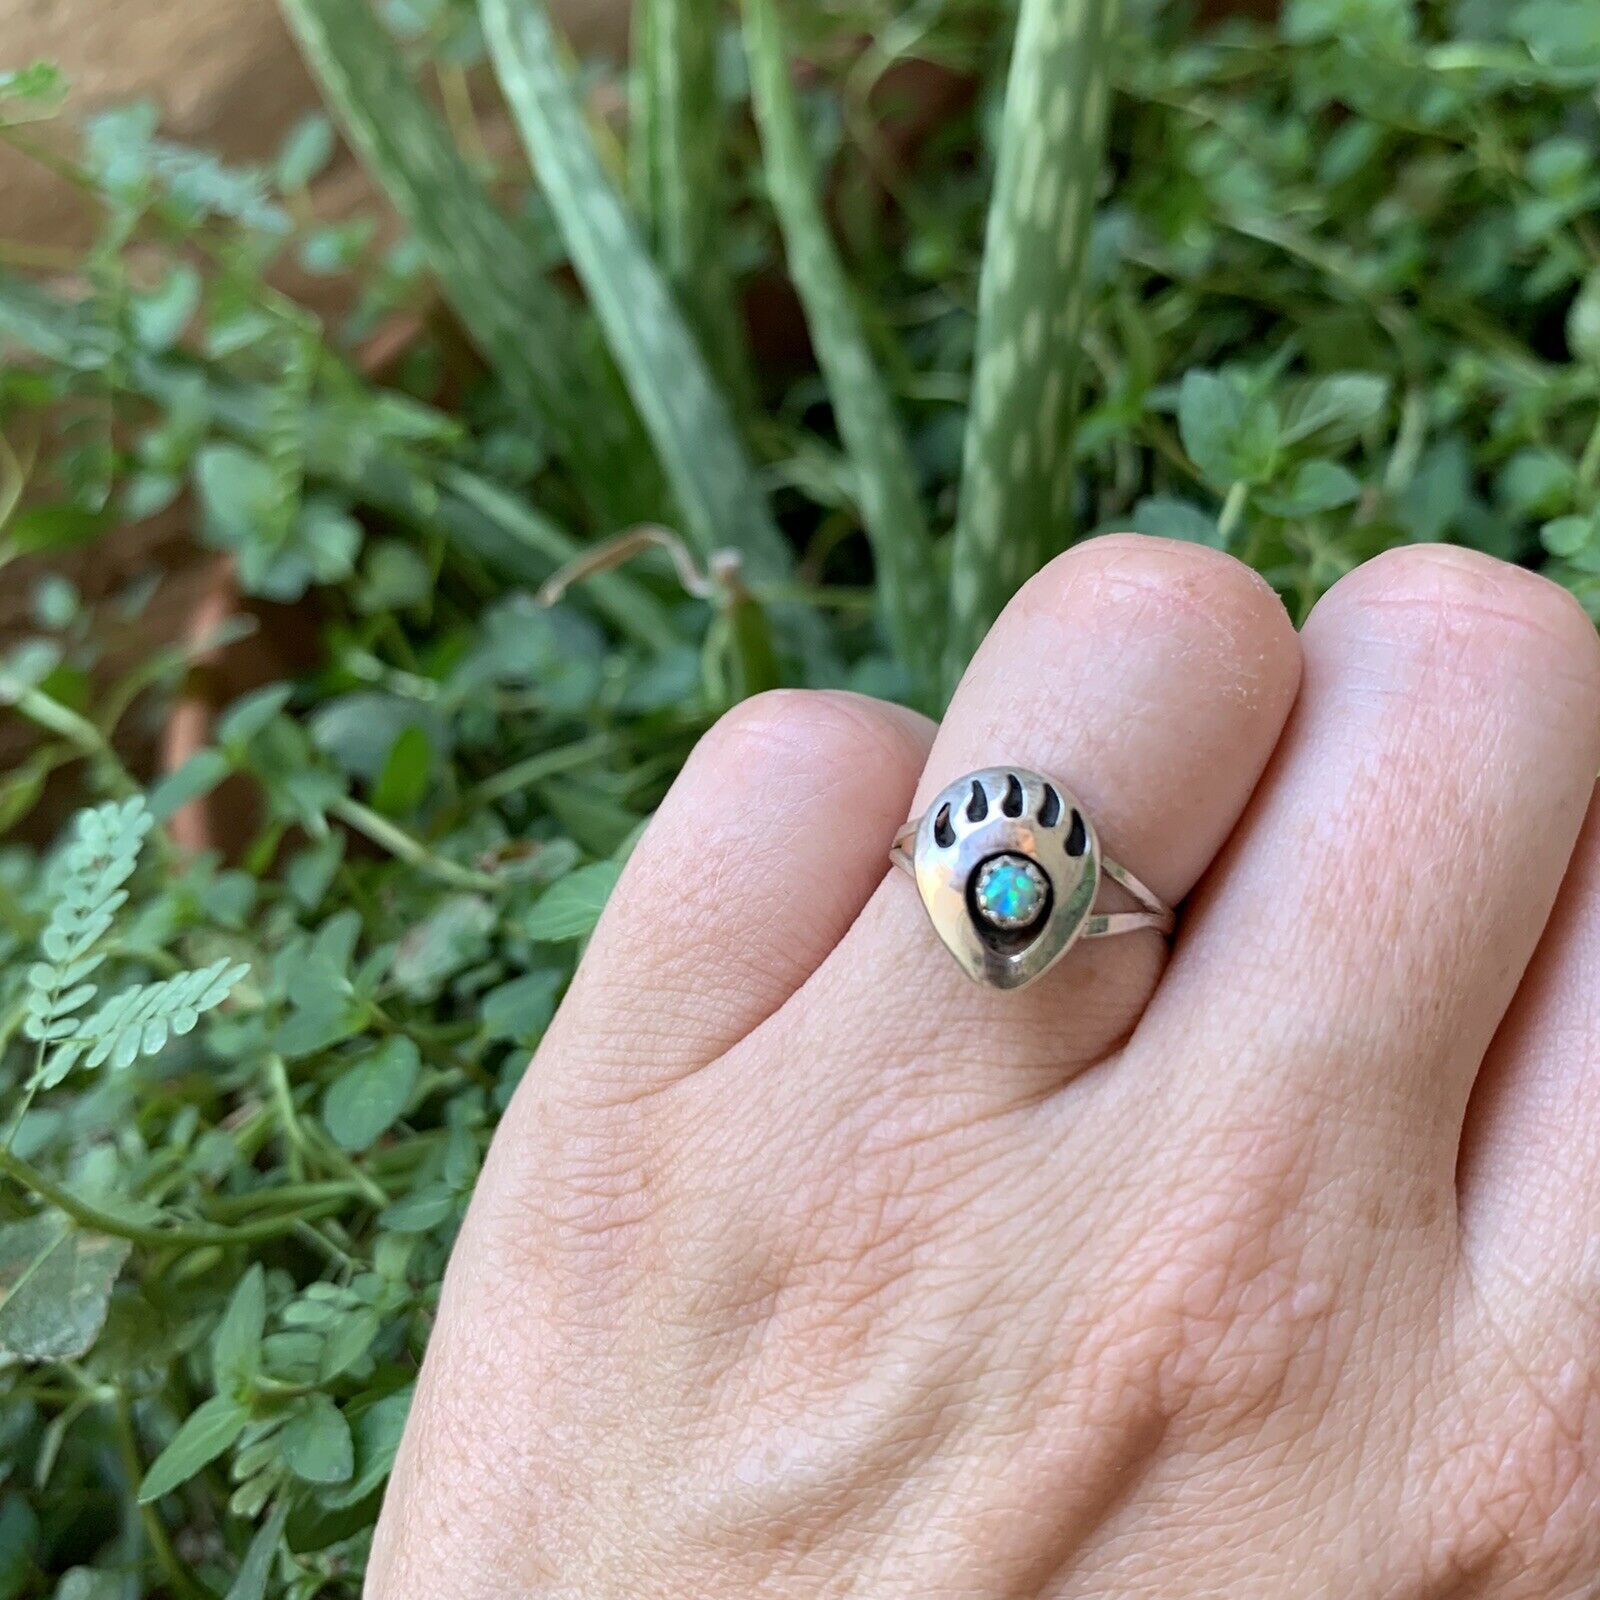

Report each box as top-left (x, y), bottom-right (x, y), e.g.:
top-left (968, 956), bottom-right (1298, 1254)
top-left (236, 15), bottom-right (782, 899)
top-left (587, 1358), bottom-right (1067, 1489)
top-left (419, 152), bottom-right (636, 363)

top-left (0, 0), bottom-right (1597, 1591)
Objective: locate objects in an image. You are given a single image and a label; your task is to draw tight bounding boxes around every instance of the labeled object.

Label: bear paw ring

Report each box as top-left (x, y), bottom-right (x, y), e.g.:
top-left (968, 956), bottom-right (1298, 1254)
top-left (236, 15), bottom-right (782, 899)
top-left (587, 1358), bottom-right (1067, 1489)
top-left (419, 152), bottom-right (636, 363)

top-left (890, 767), bottom-right (1175, 992)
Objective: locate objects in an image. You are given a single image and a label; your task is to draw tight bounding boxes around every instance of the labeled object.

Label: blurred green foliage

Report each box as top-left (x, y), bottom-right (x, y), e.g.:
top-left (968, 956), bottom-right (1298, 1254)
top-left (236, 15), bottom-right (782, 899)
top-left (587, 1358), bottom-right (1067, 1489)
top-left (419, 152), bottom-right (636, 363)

top-left (0, 0), bottom-right (1597, 1592)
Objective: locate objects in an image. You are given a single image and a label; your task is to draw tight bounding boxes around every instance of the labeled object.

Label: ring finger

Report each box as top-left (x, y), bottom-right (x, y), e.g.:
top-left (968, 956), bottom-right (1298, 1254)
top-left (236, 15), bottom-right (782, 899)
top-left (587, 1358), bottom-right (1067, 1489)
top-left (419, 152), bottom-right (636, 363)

top-left (721, 533), bottom-right (1303, 1115)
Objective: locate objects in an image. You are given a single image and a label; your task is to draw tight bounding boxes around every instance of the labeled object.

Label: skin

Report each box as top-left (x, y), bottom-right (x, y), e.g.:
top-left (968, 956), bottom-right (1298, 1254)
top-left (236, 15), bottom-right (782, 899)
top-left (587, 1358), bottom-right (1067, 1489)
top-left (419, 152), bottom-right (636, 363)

top-left (369, 536), bottom-right (1600, 1597)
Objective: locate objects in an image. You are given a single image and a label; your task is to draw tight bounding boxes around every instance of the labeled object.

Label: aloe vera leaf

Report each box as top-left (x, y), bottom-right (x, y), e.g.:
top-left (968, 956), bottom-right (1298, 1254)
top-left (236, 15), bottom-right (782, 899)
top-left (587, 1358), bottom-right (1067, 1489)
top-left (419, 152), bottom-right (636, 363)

top-left (277, 0), bottom-right (653, 525)
top-left (479, 0), bottom-right (792, 583)
top-left (631, 0), bottom-right (750, 400)
top-left (944, 0), bottom-right (1122, 687)
top-left (743, 0), bottom-right (942, 700)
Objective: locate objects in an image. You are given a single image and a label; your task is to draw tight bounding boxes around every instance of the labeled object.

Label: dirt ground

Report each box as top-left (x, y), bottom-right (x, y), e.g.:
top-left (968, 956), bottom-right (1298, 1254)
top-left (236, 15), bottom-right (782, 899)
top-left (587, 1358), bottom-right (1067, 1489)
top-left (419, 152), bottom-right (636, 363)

top-left (0, 0), bottom-right (628, 255)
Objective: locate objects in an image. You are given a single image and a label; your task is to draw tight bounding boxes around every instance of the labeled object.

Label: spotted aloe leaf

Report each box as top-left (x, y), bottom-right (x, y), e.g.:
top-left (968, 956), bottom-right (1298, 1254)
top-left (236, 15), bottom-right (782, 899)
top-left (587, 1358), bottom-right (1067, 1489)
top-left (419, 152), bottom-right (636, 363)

top-left (277, 0), bottom-right (656, 526)
top-left (631, 0), bottom-right (750, 402)
top-left (945, 0), bottom-right (1123, 689)
top-left (481, 0), bottom-right (793, 586)
top-left (743, 0), bottom-right (943, 704)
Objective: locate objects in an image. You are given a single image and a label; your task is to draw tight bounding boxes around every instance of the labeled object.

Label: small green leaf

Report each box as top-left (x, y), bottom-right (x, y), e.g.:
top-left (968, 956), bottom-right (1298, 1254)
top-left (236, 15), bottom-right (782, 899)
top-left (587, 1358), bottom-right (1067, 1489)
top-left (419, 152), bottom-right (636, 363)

top-left (370, 724), bottom-right (434, 816)
top-left (218, 684), bottom-right (294, 748)
top-left (0, 1496), bottom-right (38, 1600)
top-left (1128, 496), bottom-right (1225, 547)
top-left (1278, 374), bottom-right (1390, 450)
top-left (211, 1265), bottom-right (267, 1398)
top-left (1285, 0), bottom-right (1416, 47)
top-left (324, 1388), bottom-right (412, 1509)
top-left (1513, 0), bottom-right (1600, 70)
top-left (522, 861), bottom-right (622, 942)
top-left (481, 969), bottom-right (564, 1041)
top-left (391, 896), bottom-right (495, 999)
top-left (1258, 461), bottom-right (1363, 518)
top-left (322, 1037), bottom-right (421, 1152)
top-left (139, 1394), bottom-right (251, 1502)
top-left (0, 1216), bottom-right (130, 1362)
top-left (0, 641), bottom-right (63, 704)
top-left (1542, 513), bottom-right (1600, 568)
top-left (0, 61), bottom-right (65, 107)
top-left (279, 1394), bottom-right (354, 1484)
top-left (1570, 270), bottom-right (1600, 366)
top-left (356, 540), bottom-right (433, 613)
top-left (1178, 371), bottom-right (1281, 488)
top-left (148, 749), bottom-right (232, 821)
top-left (1499, 448), bottom-right (1575, 517)
top-left (195, 443), bottom-right (276, 548)
top-left (318, 1305), bottom-right (382, 1381)
top-left (52, 1570), bottom-right (122, 1600)
top-left (312, 693), bottom-right (442, 782)
top-left (276, 112), bottom-right (337, 191)
top-left (130, 265), bottom-right (201, 352)
top-left (224, 1497), bottom-right (291, 1600)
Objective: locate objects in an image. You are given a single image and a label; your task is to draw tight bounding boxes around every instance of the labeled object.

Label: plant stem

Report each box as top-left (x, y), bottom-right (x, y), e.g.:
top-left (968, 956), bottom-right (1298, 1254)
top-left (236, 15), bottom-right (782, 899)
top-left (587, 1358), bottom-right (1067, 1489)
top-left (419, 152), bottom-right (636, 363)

top-left (203, 1181), bottom-right (365, 1219)
top-left (267, 1054), bottom-right (389, 1207)
top-left (464, 732), bottom-right (619, 808)
top-left (1218, 481), bottom-right (1250, 544)
top-left (111, 1389), bottom-right (218, 1600)
top-left (328, 795), bottom-right (502, 894)
top-left (10, 686), bottom-right (141, 799)
top-left (0, 1146), bottom-right (345, 1249)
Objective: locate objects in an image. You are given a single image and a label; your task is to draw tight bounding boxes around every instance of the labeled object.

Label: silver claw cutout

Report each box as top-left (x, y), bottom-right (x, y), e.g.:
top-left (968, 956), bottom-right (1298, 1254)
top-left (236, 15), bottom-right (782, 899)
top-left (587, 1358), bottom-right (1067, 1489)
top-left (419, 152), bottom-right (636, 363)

top-left (890, 767), bottom-right (1175, 992)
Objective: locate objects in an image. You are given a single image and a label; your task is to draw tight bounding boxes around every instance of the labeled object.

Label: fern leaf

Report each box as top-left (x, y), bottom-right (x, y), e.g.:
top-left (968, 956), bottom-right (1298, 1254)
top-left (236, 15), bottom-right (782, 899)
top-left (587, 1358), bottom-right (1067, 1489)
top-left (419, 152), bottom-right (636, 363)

top-left (55, 959), bottom-right (251, 1082)
top-left (26, 799), bottom-right (153, 1059)
top-left (24, 800), bottom-right (248, 1090)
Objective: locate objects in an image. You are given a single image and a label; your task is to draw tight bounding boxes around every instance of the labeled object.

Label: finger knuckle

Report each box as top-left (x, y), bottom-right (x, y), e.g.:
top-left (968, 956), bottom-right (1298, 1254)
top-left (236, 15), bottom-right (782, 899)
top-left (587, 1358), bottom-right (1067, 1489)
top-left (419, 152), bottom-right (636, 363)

top-left (1321, 545), bottom-right (1600, 689)
top-left (1421, 1328), bottom-right (1600, 1592)
top-left (480, 1096), bottom-right (675, 1318)
top-left (1096, 1121), bottom-right (1350, 1435)
top-left (1024, 534), bottom-right (1295, 663)
top-left (696, 688), bottom-right (924, 780)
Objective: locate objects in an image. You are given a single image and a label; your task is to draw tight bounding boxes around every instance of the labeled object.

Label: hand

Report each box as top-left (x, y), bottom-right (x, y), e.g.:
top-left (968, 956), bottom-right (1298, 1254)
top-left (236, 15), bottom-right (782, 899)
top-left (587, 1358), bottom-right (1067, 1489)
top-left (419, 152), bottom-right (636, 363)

top-left (369, 537), bottom-right (1600, 1597)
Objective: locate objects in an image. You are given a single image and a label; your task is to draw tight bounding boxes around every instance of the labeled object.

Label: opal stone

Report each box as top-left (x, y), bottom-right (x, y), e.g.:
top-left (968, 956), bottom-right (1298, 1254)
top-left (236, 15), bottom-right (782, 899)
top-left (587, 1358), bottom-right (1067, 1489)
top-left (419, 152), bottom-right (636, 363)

top-left (973, 854), bottom-right (1049, 931)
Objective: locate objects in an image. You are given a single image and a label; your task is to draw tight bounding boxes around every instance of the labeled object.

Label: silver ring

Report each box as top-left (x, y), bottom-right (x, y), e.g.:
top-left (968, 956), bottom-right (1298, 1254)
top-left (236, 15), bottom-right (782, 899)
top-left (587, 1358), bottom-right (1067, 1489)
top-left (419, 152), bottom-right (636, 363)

top-left (890, 767), bottom-right (1175, 992)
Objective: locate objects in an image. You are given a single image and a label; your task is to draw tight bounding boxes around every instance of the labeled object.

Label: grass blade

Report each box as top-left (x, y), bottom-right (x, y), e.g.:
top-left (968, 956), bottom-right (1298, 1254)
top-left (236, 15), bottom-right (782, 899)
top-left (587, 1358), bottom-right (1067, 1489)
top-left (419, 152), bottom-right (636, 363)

top-left (945, 0), bottom-right (1121, 687)
top-left (479, 0), bottom-right (792, 583)
top-left (631, 0), bottom-right (750, 401)
top-left (743, 0), bottom-right (942, 700)
top-left (276, 0), bottom-right (654, 525)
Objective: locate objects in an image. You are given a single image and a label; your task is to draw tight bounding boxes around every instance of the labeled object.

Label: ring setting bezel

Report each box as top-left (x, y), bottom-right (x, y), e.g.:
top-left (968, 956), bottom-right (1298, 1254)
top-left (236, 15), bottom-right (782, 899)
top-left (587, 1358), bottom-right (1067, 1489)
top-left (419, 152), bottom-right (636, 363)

top-left (890, 766), bottom-right (1176, 992)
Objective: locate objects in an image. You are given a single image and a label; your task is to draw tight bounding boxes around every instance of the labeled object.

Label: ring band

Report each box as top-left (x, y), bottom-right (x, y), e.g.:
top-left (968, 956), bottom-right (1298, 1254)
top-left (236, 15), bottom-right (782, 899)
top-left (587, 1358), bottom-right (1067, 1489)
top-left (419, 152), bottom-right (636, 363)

top-left (890, 767), bottom-right (1174, 992)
